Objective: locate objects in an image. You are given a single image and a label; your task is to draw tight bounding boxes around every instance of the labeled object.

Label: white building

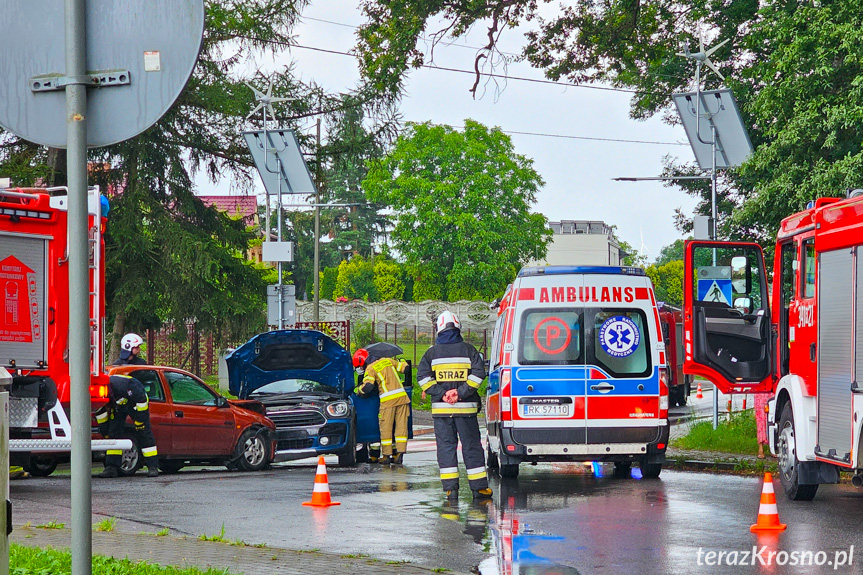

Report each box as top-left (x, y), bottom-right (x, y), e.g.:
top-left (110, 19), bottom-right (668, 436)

top-left (527, 220), bottom-right (628, 267)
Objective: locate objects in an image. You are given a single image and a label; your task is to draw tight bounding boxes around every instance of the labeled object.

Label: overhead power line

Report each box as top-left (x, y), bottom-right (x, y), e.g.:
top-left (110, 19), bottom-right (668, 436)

top-left (239, 34), bottom-right (661, 97)
top-left (235, 36), bottom-right (685, 147)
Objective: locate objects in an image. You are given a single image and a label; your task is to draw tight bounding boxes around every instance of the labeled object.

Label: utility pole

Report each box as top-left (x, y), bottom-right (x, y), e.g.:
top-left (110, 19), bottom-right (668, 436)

top-left (314, 117), bottom-right (321, 322)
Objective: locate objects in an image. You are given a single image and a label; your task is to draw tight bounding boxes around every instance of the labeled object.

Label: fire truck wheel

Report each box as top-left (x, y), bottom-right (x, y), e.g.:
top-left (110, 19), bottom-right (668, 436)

top-left (26, 455), bottom-right (58, 477)
top-left (612, 461), bottom-right (631, 478)
top-left (118, 440), bottom-right (143, 477)
top-left (639, 459), bottom-right (662, 479)
top-left (777, 402), bottom-right (818, 501)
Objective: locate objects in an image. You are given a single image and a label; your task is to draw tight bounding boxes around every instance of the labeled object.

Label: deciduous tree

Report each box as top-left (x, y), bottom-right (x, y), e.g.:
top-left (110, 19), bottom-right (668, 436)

top-left (364, 120), bottom-right (551, 301)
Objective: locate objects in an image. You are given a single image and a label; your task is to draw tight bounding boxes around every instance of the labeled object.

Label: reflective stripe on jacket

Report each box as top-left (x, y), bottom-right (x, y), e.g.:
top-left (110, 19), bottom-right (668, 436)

top-left (417, 331), bottom-right (486, 417)
top-left (357, 357), bottom-right (410, 408)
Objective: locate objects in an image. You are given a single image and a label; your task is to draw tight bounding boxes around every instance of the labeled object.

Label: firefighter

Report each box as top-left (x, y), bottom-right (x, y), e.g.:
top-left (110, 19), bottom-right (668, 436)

top-left (113, 333), bottom-right (147, 365)
top-left (417, 311), bottom-right (492, 501)
top-left (353, 349), bottom-right (410, 465)
top-left (96, 374), bottom-right (159, 478)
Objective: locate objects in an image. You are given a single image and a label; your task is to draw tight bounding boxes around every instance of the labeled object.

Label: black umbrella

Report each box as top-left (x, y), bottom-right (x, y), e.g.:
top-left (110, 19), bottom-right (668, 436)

top-left (363, 342), bottom-right (404, 360)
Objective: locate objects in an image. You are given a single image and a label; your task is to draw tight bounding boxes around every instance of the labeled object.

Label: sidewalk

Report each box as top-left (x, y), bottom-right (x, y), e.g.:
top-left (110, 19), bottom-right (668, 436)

top-left (11, 527), bottom-right (470, 575)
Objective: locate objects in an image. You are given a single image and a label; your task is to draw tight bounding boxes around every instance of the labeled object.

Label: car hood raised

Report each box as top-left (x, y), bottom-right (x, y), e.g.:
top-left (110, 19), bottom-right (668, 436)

top-left (226, 330), bottom-right (353, 399)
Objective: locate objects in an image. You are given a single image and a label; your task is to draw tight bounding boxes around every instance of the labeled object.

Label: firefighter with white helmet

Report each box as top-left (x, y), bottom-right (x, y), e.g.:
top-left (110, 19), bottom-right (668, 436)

top-left (114, 333), bottom-right (146, 365)
top-left (417, 310), bottom-right (491, 501)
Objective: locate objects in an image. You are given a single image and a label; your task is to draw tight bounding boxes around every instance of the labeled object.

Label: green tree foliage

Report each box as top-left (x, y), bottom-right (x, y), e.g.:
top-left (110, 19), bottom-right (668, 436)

top-left (373, 259), bottom-right (407, 301)
top-left (646, 260), bottom-right (684, 307)
top-left (1, 0), bottom-right (323, 353)
top-left (321, 94), bottom-right (397, 259)
top-left (356, 1), bottom-right (863, 245)
top-left (654, 239), bottom-right (686, 267)
top-left (364, 120), bottom-right (551, 301)
top-left (319, 267), bottom-right (339, 300)
top-left (333, 256), bottom-right (378, 301)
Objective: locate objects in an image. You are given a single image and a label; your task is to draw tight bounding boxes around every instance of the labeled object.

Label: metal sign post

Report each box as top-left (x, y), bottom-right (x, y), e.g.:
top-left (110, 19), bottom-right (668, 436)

top-left (0, 2), bottom-right (204, 572)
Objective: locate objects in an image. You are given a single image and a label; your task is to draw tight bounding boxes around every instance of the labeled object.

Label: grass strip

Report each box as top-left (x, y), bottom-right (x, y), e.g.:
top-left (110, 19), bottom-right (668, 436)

top-left (672, 411), bottom-right (759, 455)
top-left (10, 543), bottom-right (235, 575)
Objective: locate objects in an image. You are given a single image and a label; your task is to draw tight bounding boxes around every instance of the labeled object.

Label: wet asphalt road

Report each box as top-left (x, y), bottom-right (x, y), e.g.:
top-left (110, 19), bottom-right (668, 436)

top-left (10, 395), bottom-right (863, 575)
top-left (11, 437), bottom-right (863, 575)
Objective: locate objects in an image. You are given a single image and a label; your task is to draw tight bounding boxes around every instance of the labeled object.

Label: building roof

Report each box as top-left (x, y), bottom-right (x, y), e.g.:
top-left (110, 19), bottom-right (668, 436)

top-left (198, 195), bottom-right (258, 225)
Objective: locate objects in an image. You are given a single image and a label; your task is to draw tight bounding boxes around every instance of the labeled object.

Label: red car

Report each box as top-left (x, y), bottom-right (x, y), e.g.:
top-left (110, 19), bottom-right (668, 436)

top-left (101, 365), bottom-right (276, 475)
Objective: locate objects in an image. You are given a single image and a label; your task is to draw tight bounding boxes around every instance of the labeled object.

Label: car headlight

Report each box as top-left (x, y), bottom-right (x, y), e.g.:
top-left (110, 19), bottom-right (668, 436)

top-left (326, 401), bottom-right (349, 417)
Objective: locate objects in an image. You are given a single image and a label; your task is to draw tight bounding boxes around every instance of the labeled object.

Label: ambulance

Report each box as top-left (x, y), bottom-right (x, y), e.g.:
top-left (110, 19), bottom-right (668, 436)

top-left (485, 266), bottom-right (669, 479)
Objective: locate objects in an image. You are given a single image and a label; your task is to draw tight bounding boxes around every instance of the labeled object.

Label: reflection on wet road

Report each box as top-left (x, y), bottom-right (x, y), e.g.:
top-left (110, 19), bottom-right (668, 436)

top-left (11, 441), bottom-right (863, 574)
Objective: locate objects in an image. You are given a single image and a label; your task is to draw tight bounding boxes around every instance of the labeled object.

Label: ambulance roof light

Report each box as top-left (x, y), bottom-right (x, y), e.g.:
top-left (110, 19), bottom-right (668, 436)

top-left (518, 266), bottom-right (646, 277)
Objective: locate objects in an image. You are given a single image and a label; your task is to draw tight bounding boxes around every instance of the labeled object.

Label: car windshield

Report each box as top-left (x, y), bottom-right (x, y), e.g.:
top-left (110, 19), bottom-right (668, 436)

top-left (249, 378), bottom-right (339, 396)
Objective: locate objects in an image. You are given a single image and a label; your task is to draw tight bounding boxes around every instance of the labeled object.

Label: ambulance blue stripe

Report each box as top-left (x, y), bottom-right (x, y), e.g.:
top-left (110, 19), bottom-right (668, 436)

top-left (510, 366), bottom-right (660, 396)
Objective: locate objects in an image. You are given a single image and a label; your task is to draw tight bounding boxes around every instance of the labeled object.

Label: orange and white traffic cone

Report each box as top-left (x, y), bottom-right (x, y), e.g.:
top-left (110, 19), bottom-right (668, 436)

top-left (750, 472), bottom-right (786, 532)
top-left (696, 381), bottom-right (703, 400)
top-left (302, 456), bottom-right (341, 507)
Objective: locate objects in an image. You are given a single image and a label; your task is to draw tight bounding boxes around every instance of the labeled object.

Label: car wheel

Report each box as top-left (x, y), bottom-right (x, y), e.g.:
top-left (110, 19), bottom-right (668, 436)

top-left (355, 443), bottom-right (370, 463)
top-left (777, 402), bottom-right (818, 501)
top-left (118, 439), bottom-right (142, 477)
top-left (159, 460), bottom-right (184, 474)
top-left (499, 463), bottom-right (519, 479)
top-left (639, 458), bottom-right (662, 479)
top-left (486, 445), bottom-right (499, 471)
top-left (613, 461), bottom-right (631, 479)
top-left (234, 428), bottom-right (269, 472)
top-left (26, 455), bottom-right (58, 477)
top-left (338, 420), bottom-right (358, 467)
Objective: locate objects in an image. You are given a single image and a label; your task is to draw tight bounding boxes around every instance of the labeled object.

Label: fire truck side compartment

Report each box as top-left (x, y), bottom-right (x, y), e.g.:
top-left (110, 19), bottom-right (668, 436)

top-left (816, 248), bottom-right (854, 463)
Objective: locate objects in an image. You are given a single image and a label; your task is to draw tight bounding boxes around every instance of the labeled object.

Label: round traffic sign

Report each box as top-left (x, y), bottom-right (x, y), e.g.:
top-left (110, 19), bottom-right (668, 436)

top-left (0, 0), bottom-right (204, 148)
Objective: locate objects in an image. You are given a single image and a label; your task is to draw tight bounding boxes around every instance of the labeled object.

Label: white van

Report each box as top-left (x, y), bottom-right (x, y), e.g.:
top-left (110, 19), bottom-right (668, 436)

top-left (485, 266), bottom-right (669, 478)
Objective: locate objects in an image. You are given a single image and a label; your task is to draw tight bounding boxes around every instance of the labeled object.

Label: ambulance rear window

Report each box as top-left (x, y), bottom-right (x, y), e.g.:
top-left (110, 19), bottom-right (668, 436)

top-left (592, 310), bottom-right (651, 378)
top-left (518, 309), bottom-right (583, 365)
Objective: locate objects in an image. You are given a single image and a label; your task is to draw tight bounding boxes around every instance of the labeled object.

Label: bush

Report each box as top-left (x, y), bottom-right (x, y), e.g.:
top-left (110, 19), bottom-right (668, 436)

top-left (351, 320), bottom-right (378, 351)
top-left (373, 259), bottom-right (406, 301)
top-left (319, 267), bottom-right (338, 300)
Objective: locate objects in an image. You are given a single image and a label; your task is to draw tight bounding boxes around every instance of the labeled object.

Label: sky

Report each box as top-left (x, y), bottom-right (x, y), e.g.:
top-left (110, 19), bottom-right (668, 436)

top-left (199, 1), bottom-right (702, 262)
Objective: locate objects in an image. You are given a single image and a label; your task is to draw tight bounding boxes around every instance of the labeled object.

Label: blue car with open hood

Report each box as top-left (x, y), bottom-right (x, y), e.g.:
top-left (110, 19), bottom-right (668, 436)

top-left (226, 329), bottom-right (411, 466)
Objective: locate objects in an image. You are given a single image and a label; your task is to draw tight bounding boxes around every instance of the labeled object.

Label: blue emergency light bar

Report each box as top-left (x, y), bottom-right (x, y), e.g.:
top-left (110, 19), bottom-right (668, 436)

top-left (518, 265), bottom-right (646, 277)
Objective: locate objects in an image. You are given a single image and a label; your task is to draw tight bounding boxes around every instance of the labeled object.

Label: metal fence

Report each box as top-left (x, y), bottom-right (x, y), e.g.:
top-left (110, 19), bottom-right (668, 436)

top-left (140, 309), bottom-right (492, 379)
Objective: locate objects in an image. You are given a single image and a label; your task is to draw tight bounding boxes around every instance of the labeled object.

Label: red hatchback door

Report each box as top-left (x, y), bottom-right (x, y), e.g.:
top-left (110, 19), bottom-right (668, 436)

top-left (163, 369), bottom-right (236, 456)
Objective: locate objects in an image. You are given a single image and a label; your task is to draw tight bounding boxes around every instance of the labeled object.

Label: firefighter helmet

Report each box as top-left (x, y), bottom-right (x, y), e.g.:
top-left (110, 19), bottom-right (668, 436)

top-left (121, 333), bottom-right (144, 351)
top-left (436, 310), bottom-right (460, 332)
top-left (352, 348), bottom-right (369, 368)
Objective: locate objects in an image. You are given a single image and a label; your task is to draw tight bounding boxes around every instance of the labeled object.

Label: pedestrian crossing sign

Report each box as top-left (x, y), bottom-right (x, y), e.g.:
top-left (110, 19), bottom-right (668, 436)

top-left (698, 279), bottom-right (733, 305)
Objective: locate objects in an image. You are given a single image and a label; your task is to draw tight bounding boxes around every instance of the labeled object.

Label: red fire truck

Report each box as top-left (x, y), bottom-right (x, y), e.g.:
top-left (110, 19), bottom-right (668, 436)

top-left (1, 186), bottom-right (128, 471)
top-left (683, 191), bottom-right (863, 500)
top-left (657, 304), bottom-right (690, 407)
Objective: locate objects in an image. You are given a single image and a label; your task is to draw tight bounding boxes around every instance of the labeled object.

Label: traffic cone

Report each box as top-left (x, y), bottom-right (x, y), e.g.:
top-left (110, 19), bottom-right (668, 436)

top-left (750, 472), bottom-right (786, 532)
top-left (696, 381), bottom-right (703, 399)
top-left (302, 456), bottom-right (341, 507)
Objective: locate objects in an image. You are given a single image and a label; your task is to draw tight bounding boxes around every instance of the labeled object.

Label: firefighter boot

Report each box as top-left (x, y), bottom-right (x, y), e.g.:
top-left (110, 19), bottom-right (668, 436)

top-left (378, 455), bottom-right (391, 465)
top-left (445, 489), bottom-right (459, 502)
top-left (392, 452), bottom-right (404, 465)
top-left (147, 464), bottom-right (159, 477)
top-left (472, 488), bottom-right (493, 501)
top-left (97, 465), bottom-right (119, 478)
